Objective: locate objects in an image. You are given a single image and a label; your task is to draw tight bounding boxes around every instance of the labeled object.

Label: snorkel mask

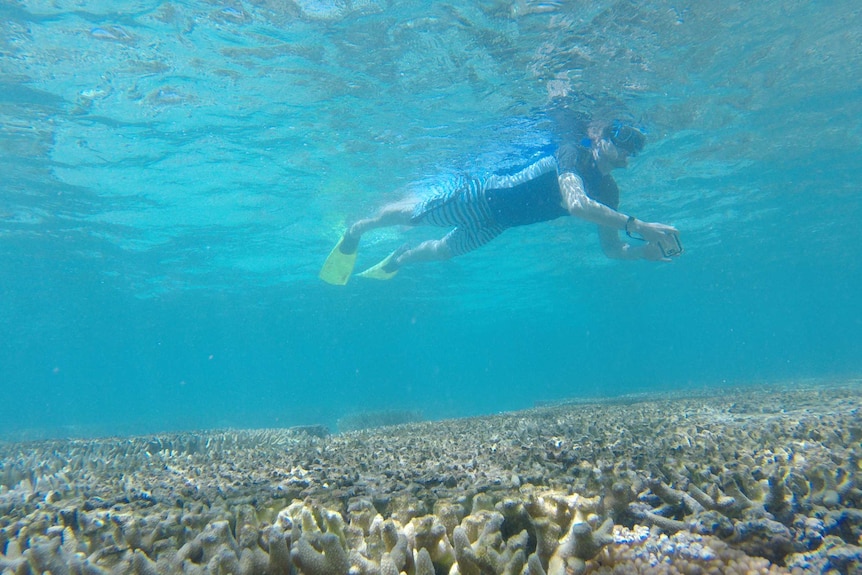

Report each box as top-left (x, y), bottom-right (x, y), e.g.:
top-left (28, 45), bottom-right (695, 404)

top-left (605, 121), bottom-right (646, 156)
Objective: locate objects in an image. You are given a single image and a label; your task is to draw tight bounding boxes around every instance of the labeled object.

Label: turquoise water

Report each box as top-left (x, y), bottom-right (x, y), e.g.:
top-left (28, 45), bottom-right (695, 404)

top-left (1, 1), bottom-right (859, 439)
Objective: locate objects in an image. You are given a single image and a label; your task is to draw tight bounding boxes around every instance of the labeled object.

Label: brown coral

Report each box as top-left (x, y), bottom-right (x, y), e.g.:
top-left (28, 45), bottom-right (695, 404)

top-left (0, 383), bottom-right (860, 574)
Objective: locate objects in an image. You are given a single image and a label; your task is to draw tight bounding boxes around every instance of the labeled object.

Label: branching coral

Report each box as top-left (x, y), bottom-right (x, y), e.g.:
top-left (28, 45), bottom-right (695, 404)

top-left (1, 384), bottom-right (859, 574)
top-left (292, 532), bottom-right (350, 575)
top-left (547, 519), bottom-right (614, 575)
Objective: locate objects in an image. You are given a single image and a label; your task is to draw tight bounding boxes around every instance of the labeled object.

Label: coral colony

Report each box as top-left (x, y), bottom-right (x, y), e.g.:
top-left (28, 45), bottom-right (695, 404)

top-left (1, 382), bottom-right (861, 574)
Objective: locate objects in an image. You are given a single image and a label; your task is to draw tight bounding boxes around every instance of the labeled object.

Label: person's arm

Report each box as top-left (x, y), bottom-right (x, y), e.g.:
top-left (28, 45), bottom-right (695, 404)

top-left (559, 172), bottom-right (677, 260)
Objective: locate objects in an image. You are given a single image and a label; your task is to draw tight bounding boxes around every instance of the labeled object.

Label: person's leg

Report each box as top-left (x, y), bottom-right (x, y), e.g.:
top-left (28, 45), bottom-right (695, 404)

top-left (395, 238), bottom-right (453, 266)
top-left (355, 178), bottom-right (503, 279)
top-left (380, 177), bottom-right (491, 265)
top-left (322, 196), bottom-right (422, 285)
top-left (345, 174), bottom-right (483, 256)
top-left (392, 223), bottom-right (506, 269)
top-left (341, 200), bottom-right (416, 253)
top-left (354, 237), bottom-right (449, 280)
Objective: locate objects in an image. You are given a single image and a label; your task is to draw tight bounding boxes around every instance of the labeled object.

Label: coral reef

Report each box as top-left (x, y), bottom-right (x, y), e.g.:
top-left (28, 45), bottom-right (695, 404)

top-left (0, 381), bottom-right (860, 574)
top-left (336, 409), bottom-right (425, 433)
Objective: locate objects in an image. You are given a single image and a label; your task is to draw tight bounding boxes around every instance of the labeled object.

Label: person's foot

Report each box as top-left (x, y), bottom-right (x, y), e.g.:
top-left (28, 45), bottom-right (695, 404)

top-left (356, 245), bottom-right (408, 281)
top-left (339, 227), bottom-right (360, 254)
top-left (382, 244), bottom-right (409, 272)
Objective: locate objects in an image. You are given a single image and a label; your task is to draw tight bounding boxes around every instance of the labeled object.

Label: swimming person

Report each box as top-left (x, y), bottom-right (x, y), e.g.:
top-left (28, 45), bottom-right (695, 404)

top-left (319, 121), bottom-right (682, 285)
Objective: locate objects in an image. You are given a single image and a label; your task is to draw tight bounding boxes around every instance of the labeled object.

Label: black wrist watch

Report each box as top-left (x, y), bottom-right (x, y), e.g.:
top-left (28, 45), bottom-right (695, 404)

top-left (625, 216), bottom-right (637, 238)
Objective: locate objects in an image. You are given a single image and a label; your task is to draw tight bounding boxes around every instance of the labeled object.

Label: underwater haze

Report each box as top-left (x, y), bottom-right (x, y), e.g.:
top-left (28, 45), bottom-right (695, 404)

top-left (1, 0), bottom-right (860, 439)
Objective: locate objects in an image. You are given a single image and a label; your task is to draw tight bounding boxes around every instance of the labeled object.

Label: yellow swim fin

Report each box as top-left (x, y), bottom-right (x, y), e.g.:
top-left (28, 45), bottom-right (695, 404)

top-left (319, 235), bottom-right (358, 285)
top-left (356, 249), bottom-right (402, 281)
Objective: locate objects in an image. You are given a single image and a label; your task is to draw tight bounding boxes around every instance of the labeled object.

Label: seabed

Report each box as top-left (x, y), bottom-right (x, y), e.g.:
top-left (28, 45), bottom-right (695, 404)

top-left (1, 380), bottom-right (861, 575)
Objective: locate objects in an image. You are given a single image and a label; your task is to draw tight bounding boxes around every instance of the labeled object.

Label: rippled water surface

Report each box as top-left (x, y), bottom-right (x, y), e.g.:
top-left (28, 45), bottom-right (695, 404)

top-left (1, 1), bottom-right (860, 438)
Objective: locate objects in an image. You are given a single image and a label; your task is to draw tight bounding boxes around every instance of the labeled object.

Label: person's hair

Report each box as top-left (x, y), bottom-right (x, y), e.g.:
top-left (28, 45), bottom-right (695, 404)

top-left (602, 121), bottom-right (646, 156)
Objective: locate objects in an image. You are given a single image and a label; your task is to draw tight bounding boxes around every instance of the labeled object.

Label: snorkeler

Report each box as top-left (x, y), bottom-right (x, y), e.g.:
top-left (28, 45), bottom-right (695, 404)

top-left (319, 120), bottom-right (682, 285)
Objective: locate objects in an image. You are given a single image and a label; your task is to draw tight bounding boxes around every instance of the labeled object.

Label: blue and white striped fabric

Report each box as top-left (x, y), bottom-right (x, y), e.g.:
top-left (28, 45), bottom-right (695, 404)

top-left (410, 174), bottom-right (505, 256)
top-left (409, 156), bottom-right (561, 256)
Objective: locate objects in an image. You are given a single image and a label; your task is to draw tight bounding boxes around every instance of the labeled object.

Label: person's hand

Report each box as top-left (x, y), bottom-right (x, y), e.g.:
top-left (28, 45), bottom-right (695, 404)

top-left (631, 219), bottom-right (680, 262)
top-left (633, 220), bottom-right (679, 244)
top-left (642, 241), bottom-right (671, 262)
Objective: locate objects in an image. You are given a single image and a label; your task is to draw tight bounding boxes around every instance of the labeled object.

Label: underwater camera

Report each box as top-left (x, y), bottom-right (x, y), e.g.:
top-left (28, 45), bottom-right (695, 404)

top-left (657, 233), bottom-right (683, 258)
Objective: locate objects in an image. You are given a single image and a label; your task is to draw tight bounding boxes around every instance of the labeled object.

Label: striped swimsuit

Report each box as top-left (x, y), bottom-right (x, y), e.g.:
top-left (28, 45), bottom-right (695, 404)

top-left (410, 156), bottom-right (568, 256)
